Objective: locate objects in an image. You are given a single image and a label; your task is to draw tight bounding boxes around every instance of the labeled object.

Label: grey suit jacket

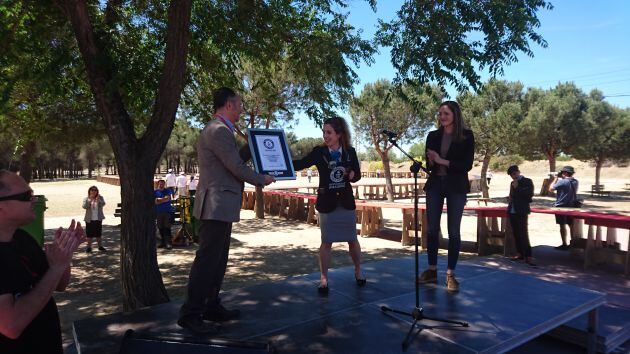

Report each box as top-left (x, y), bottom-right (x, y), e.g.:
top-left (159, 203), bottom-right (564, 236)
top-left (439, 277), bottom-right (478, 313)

top-left (193, 119), bottom-right (266, 222)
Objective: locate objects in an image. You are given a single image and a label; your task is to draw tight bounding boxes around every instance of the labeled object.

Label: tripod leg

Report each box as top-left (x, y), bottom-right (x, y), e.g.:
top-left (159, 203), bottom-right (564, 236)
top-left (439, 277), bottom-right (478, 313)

top-left (381, 306), bottom-right (413, 317)
top-left (422, 314), bottom-right (469, 327)
top-left (402, 318), bottom-right (419, 352)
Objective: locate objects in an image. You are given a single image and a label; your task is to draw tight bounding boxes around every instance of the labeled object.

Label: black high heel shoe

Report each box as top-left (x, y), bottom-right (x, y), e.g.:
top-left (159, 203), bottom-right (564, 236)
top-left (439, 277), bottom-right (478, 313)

top-left (317, 284), bottom-right (329, 295)
top-left (355, 278), bottom-right (367, 287)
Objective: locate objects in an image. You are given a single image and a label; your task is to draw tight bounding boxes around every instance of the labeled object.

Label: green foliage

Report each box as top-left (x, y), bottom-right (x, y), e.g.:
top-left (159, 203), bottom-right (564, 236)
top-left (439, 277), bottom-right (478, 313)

top-left (556, 154), bottom-right (573, 162)
top-left (369, 161), bottom-right (383, 171)
top-left (569, 91), bottom-right (630, 168)
top-left (162, 117), bottom-right (201, 171)
top-left (183, 1), bottom-right (376, 126)
top-left (290, 136), bottom-right (322, 160)
top-left (409, 142), bottom-right (426, 159)
top-left (377, 0), bottom-right (552, 90)
top-left (350, 79), bottom-right (443, 152)
top-left (518, 82), bottom-right (589, 166)
top-left (490, 155), bottom-right (524, 172)
top-left (459, 79), bottom-right (525, 157)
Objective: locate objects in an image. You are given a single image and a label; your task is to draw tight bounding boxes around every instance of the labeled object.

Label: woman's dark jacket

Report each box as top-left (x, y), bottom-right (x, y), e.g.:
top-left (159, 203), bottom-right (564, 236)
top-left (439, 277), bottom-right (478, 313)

top-left (424, 128), bottom-right (475, 194)
top-left (293, 145), bottom-right (361, 213)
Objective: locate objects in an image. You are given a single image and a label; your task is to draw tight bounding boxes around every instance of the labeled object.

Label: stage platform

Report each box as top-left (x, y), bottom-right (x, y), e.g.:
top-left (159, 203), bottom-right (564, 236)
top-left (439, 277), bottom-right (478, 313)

top-left (469, 245), bottom-right (630, 353)
top-left (72, 255), bottom-right (614, 354)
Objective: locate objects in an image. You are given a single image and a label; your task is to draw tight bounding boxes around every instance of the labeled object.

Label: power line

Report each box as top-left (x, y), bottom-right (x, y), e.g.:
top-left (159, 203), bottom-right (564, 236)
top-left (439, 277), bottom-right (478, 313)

top-left (580, 78), bottom-right (630, 87)
top-left (527, 67), bottom-right (630, 86)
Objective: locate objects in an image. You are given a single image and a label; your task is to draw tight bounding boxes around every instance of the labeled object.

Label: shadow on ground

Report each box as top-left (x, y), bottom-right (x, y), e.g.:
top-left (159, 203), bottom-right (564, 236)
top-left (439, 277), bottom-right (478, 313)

top-left (48, 217), bottom-right (426, 349)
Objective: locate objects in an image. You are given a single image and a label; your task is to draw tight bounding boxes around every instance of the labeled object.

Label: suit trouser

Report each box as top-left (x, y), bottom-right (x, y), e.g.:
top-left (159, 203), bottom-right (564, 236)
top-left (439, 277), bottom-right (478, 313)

top-left (180, 219), bottom-right (232, 320)
top-left (508, 213), bottom-right (531, 258)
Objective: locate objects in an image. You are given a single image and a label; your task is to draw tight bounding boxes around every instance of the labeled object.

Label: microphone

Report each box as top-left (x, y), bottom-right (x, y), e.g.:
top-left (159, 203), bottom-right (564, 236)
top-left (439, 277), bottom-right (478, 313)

top-left (380, 129), bottom-right (398, 138)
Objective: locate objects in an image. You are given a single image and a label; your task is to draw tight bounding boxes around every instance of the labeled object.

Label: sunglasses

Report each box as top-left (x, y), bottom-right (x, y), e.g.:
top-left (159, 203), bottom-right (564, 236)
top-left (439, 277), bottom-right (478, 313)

top-left (0, 190), bottom-right (34, 202)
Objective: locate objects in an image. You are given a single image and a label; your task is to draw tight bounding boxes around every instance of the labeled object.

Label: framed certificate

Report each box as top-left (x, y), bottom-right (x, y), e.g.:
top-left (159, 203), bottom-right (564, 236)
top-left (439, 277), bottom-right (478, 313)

top-left (247, 128), bottom-right (296, 180)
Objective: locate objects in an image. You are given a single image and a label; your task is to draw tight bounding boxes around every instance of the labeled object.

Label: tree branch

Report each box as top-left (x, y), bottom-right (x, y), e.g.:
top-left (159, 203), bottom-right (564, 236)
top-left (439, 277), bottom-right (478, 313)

top-left (62, 0), bottom-right (136, 147)
top-left (140, 0), bottom-right (193, 161)
top-left (104, 0), bottom-right (123, 27)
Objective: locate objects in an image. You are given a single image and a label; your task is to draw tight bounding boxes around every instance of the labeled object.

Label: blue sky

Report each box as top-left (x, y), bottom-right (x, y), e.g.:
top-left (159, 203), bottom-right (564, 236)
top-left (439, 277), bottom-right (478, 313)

top-left (290, 0), bottom-right (630, 141)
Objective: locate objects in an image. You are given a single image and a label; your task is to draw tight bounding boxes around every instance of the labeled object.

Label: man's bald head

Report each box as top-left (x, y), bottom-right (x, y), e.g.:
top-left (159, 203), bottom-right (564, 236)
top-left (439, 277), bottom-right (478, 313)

top-left (0, 170), bottom-right (27, 197)
top-left (0, 170), bottom-right (35, 229)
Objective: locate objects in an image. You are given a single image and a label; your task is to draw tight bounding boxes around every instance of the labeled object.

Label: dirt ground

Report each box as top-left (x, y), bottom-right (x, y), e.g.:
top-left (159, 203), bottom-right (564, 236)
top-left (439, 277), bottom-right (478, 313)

top-left (28, 159), bottom-right (629, 348)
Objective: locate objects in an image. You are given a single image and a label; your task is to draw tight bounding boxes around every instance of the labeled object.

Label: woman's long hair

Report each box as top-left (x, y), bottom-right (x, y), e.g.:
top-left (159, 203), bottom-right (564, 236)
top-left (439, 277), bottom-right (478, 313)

top-left (438, 101), bottom-right (466, 142)
top-left (322, 116), bottom-right (352, 151)
top-left (88, 186), bottom-right (99, 197)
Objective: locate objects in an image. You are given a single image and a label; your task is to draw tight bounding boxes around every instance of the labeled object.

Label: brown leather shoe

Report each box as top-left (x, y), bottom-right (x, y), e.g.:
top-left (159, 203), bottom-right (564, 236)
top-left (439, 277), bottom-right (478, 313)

top-left (445, 273), bottom-right (460, 292)
top-left (416, 269), bottom-right (438, 284)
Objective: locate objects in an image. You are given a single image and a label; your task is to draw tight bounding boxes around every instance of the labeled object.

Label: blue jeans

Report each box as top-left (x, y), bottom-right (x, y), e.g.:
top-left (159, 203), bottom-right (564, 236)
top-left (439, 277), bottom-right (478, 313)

top-left (426, 177), bottom-right (467, 270)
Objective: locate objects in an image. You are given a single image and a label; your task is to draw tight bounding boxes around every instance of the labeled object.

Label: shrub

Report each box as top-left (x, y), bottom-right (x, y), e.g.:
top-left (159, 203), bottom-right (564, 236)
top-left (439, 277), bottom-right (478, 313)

top-left (556, 154), bottom-right (573, 162)
top-left (369, 161), bottom-right (384, 171)
top-left (490, 155), bottom-right (524, 172)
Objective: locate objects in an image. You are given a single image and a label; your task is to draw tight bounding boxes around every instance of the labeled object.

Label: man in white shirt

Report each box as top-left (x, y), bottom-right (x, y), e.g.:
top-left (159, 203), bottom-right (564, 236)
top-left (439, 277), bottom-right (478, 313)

top-left (188, 174), bottom-right (199, 197)
top-left (165, 169), bottom-right (177, 195)
top-left (176, 172), bottom-right (188, 198)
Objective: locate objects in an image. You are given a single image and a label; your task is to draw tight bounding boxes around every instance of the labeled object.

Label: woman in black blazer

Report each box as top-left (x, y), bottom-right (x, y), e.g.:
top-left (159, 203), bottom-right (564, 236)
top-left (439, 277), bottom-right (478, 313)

top-left (293, 116), bottom-right (364, 294)
top-left (417, 101), bottom-right (475, 292)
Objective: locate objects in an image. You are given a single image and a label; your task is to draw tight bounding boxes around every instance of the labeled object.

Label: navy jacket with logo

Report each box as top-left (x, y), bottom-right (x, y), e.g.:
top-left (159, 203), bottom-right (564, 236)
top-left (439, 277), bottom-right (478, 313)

top-left (293, 145), bottom-right (361, 213)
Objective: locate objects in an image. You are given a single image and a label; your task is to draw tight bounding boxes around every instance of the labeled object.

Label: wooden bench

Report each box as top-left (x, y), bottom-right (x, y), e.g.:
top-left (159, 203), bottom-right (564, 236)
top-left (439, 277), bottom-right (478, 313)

top-left (591, 184), bottom-right (611, 197)
top-left (474, 207), bottom-right (516, 256)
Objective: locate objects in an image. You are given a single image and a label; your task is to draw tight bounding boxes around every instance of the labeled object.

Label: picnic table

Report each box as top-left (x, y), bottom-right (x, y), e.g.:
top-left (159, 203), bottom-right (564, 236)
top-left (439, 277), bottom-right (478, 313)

top-left (241, 189), bottom-right (630, 275)
top-left (476, 206), bottom-right (630, 275)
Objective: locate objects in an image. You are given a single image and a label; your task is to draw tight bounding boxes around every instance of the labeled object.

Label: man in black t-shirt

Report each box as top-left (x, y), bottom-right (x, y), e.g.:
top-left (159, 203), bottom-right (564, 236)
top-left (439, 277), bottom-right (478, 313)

top-left (0, 170), bottom-right (85, 353)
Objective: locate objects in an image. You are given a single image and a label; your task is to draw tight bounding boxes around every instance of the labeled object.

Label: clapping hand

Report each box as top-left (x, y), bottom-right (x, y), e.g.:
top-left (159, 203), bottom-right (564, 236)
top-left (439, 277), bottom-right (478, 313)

top-left (46, 219), bottom-right (86, 270)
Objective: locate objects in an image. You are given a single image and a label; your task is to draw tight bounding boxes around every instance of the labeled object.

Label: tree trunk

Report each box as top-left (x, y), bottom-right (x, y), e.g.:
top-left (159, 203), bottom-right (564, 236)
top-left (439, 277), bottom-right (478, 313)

top-left (546, 151), bottom-right (556, 174)
top-left (118, 155), bottom-right (170, 309)
top-left (381, 151), bottom-right (394, 202)
top-left (595, 156), bottom-right (603, 187)
top-left (18, 140), bottom-right (36, 183)
top-left (64, 0), bottom-right (192, 310)
top-left (480, 154), bottom-right (491, 199)
top-left (539, 150), bottom-right (557, 197)
top-left (255, 185), bottom-right (265, 219)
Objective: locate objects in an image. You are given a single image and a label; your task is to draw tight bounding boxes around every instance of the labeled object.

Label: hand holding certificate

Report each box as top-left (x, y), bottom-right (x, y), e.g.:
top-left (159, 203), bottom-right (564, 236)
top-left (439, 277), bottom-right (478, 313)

top-left (247, 129), bottom-right (296, 180)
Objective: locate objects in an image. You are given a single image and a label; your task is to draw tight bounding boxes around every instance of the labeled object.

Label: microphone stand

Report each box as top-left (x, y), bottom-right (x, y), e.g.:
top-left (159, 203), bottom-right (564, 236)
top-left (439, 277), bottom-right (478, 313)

top-left (379, 133), bottom-right (469, 351)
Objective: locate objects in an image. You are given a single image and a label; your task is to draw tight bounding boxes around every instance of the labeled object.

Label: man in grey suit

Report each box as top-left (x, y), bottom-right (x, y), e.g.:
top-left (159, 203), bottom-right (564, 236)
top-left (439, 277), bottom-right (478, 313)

top-left (178, 87), bottom-right (275, 334)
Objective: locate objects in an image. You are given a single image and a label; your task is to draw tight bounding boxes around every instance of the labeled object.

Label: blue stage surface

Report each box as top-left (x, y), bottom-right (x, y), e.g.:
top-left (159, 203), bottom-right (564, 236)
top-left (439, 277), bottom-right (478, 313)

top-left (73, 256), bottom-right (606, 354)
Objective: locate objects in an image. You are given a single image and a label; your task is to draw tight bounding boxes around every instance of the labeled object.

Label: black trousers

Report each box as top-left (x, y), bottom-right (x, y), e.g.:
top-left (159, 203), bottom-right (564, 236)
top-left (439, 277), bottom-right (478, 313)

top-left (509, 213), bottom-right (532, 258)
top-left (179, 219), bottom-right (232, 320)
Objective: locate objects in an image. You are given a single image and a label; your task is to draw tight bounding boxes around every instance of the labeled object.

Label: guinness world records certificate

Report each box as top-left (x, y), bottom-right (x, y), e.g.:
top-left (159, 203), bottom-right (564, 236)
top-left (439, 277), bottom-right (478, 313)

top-left (247, 128), bottom-right (296, 180)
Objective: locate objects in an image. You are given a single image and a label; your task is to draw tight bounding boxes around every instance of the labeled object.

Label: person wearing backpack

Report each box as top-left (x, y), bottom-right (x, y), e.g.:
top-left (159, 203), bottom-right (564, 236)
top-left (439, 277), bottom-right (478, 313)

top-left (548, 166), bottom-right (580, 250)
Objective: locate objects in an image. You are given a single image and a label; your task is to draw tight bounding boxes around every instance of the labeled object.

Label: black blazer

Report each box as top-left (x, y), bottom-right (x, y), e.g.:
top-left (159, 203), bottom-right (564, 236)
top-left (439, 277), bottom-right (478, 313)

top-left (507, 176), bottom-right (534, 215)
top-left (424, 128), bottom-right (475, 194)
top-left (293, 145), bottom-right (361, 213)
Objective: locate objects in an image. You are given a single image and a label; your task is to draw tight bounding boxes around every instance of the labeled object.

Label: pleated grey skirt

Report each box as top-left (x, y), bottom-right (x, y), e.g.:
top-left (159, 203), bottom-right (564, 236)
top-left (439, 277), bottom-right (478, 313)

top-left (319, 206), bottom-right (358, 243)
